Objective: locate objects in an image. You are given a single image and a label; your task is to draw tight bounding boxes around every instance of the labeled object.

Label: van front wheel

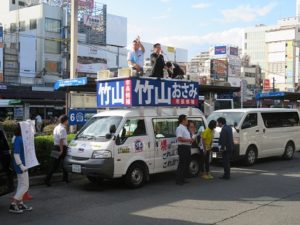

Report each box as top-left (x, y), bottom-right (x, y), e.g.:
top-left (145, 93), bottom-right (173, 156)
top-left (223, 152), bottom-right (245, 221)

top-left (189, 156), bottom-right (200, 177)
top-left (125, 163), bottom-right (145, 189)
top-left (244, 146), bottom-right (257, 166)
top-left (283, 142), bottom-right (295, 160)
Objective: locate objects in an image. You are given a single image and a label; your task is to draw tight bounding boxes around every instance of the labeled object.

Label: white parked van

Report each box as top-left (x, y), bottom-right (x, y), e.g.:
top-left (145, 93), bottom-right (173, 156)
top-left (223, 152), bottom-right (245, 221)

top-left (64, 107), bottom-right (207, 188)
top-left (207, 108), bottom-right (300, 165)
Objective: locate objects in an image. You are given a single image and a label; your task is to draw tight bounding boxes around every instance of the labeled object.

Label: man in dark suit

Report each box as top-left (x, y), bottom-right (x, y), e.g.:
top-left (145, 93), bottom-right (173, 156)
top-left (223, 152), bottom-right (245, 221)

top-left (217, 117), bottom-right (233, 180)
top-left (150, 43), bottom-right (165, 78)
top-left (166, 62), bottom-right (185, 79)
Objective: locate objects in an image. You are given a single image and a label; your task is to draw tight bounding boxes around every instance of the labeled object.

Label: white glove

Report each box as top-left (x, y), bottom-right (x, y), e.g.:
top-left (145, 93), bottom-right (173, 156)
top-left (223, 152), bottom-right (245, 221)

top-left (19, 164), bottom-right (28, 172)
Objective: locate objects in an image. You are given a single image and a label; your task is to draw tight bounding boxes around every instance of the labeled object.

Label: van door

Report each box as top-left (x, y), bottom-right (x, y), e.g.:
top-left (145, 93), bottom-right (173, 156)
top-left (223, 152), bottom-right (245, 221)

top-left (240, 113), bottom-right (262, 156)
top-left (260, 113), bottom-right (283, 156)
top-left (152, 118), bottom-right (178, 173)
top-left (114, 118), bottom-right (153, 176)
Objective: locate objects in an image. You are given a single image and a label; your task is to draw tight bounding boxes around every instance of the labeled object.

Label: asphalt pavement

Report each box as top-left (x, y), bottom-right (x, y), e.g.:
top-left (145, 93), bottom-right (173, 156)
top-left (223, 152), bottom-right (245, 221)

top-left (1, 153), bottom-right (300, 225)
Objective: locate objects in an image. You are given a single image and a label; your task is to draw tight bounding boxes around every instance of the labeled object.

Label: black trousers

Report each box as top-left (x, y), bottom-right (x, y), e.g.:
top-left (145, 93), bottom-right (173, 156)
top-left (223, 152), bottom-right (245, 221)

top-left (222, 151), bottom-right (231, 178)
top-left (176, 145), bottom-right (191, 183)
top-left (200, 151), bottom-right (210, 173)
top-left (45, 146), bottom-right (68, 182)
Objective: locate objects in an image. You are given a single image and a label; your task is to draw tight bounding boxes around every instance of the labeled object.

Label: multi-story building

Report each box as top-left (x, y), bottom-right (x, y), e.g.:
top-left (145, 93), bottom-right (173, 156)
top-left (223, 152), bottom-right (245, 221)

top-left (0, 0), bottom-right (127, 120)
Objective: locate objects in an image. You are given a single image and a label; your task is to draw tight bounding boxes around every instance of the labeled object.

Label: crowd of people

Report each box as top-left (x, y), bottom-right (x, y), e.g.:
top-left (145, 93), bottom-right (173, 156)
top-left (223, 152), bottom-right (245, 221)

top-left (175, 114), bottom-right (233, 185)
top-left (127, 36), bottom-right (185, 79)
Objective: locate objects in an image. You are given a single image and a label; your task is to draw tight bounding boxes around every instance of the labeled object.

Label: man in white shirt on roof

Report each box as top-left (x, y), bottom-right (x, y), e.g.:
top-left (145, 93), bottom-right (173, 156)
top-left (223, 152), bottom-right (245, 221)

top-left (127, 36), bottom-right (145, 76)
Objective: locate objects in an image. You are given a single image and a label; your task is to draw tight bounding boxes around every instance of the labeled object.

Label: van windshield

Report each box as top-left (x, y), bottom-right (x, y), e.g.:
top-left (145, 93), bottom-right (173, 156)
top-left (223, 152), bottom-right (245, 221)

top-left (207, 112), bottom-right (245, 127)
top-left (76, 116), bottom-right (122, 140)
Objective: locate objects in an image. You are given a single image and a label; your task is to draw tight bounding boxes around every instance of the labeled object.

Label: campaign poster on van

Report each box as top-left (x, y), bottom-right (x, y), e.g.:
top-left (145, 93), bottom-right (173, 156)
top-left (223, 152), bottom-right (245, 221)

top-left (96, 77), bottom-right (199, 107)
top-left (20, 120), bottom-right (39, 169)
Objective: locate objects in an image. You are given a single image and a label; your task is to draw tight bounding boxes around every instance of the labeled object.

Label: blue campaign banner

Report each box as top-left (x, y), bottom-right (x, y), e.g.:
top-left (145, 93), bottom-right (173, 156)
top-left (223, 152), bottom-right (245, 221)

top-left (97, 77), bottom-right (199, 108)
top-left (54, 77), bottom-right (87, 90)
top-left (215, 46), bottom-right (227, 55)
top-left (68, 109), bottom-right (97, 126)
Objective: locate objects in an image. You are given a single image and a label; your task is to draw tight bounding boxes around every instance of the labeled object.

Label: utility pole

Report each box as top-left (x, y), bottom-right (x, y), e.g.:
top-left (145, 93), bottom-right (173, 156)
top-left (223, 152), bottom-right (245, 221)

top-left (70, 0), bottom-right (78, 79)
top-left (272, 77), bottom-right (275, 92)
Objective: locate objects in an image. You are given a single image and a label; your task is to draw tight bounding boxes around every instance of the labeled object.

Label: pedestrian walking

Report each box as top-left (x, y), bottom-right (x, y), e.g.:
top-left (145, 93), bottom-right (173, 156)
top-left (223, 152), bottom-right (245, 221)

top-left (176, 114), bottom-right (192, 185)
top-left (45, 115), bottom-right (69, 186)
top-left (201, 120), bottom-right (217, 180)
top-left (9, 123), bottom-right (32, 214)
top-left (35, 114), bottom-right (43, 133)
top-left (127, 36), bottom-right (145, 76)
top-left (0, 128), bottom-right (14, 193)
top-left (217, 117), bottom-right (234, 180)
top-left (150, 43), bottom-right (165, 78)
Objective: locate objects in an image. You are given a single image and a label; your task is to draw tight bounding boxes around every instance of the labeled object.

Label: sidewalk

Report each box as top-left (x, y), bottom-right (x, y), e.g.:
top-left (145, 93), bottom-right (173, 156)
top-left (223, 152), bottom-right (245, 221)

top-left (29, 173), bottom-right (84, 186)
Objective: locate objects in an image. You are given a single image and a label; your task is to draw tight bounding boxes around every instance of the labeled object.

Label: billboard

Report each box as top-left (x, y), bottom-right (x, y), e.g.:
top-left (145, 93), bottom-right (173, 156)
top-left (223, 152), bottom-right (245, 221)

top-left (19, 31), bottom-right (36, 78)
top-left (286, 41), bottom-right (294, 85)
top-left (106, 14), bottom-right (127, 47)
top-left (210, 59), bottom-right (228, 79)
top-left (97, 77), bottom-right (199, 108)
top-left (68, 109), bottom-right (97, 126)
top-left (214, 46), bottom-right (227, 55)
top-left (77, 63), bottom-right (107, 73)
top-left (0, 26), bottom-right (3, 82)
top-left (263, 79), bottom-right (270, 91)
top-left (230, 47), bottom-right (238, 56)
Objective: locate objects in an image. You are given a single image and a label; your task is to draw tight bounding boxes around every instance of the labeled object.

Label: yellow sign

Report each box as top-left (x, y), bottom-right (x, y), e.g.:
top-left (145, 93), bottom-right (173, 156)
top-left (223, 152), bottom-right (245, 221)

top-left (167, 47), bottom-right (175, 53)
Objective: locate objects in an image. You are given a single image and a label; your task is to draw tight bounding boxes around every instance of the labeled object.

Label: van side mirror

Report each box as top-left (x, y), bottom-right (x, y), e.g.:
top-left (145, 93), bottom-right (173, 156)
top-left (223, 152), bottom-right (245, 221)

top-left (109, 125), bottom-right (116, 134)
top-left (241, 122), bottom-right (251, 129)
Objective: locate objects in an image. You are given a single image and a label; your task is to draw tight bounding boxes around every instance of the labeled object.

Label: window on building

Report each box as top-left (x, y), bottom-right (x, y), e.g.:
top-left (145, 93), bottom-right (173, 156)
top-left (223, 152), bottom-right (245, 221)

top-left (244, 43), bottom-right (247, 50)
top-left (18, 1), bottom-right (25, 6)
top-left (30, 19), bottom-right (37, 30)
top-left (12, 0), bottom-right (16, 4)
top-left (10, 23), bottom-right (17, 32)
top-left (19, 21), bottom-right (26, 31)
top-left (45, 18), bottom-right (61, 33)
top-left (45, 40), bottom-right (61, 54)
top-left (45, 61), bottom-right (61, 74)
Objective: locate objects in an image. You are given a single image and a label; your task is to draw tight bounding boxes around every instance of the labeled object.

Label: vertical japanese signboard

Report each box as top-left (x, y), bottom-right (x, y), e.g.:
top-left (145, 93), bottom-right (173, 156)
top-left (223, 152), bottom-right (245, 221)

top-left (286, 41), bottom-right (294, 86)
top-left (96, 78), bottom-right (199, 108)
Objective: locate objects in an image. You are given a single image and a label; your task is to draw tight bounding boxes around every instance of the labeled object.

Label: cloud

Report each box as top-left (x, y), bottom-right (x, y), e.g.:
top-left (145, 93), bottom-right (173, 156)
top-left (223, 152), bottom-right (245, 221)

top-left (192, 3), bottom-right (211, 9)
top-left (154, 28), bottom-right (244, 49)
top-left (160, 0), bottom-right (171, 3)
top-left (220, 3), bottom-right (277, 23)
top-left (152, 7), bottom-right (172, 20)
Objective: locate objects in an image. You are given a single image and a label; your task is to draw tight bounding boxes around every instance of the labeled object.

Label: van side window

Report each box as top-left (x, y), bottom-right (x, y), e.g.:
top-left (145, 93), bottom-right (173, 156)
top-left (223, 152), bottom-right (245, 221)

top-left (116, 119), bottom-right (146, 145)
top-left (152, 118), bottom-right (205, 139)
top-left (261, 112), bottom-right (300, 128)
top-left (242, 113), bottom-right (257, 129)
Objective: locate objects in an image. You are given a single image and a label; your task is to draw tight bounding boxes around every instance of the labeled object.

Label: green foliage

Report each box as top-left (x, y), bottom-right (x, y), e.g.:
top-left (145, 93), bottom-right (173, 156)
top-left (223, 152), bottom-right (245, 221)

top-left (1, 119), bottom-right (18, 138)
top-left (29, 134), bottom-right (76, 176)
top-left (42, 124), bottom-right (56, 135)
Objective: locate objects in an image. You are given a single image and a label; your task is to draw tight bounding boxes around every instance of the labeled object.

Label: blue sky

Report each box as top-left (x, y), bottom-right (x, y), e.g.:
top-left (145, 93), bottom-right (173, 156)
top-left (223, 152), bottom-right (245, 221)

top-left (97, 0), bottom-right (296, 59)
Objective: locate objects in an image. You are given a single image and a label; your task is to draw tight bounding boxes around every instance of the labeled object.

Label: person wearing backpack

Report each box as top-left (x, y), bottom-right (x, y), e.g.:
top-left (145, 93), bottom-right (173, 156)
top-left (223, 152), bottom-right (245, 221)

top-left (201, 120), bottom-right (217, 180)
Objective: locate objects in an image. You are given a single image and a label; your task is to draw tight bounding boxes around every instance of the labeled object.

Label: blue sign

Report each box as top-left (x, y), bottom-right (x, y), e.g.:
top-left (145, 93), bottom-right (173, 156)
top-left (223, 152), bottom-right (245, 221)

top-left (54, 77), bottom-right (88, 90)
top-left (215, 46), bottom-right (227, 55)
top-left (96, 77), bottom-right (199, 108)
top-left (217, 93), bottom-right (234, 99)
top-left (68, 109), bottom-right (97, 126)
top-left (256, 92), bottom-right (285, 100)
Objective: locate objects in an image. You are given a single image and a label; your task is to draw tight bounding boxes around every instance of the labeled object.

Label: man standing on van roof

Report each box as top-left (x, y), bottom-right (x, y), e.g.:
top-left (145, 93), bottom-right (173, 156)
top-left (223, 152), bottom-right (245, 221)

top-left (127, 36), bottom-right (145, 76)
top-left (217, 117), bottom-right (233, 180)
top-left (176, 114), bottom-right (192, 185)
top-left (150, 43), bottom-right (165, 78)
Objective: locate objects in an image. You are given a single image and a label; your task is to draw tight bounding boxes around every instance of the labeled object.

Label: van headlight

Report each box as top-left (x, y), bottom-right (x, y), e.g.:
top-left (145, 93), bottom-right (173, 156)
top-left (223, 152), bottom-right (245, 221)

top-left (92, 150), bottom-right (112, 159)
top-left (233, 137), bottom-right (240, 145)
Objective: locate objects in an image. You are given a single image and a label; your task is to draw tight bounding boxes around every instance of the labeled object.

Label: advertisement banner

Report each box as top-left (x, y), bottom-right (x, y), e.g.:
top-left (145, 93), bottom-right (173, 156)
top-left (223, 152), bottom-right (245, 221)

top-left (77, 63), bottom-right (107, 74)
top-left (19, 31), bottom-right (36, 78)
top-left (286, 41), bottom-right (294, 85)
top-left (68, 109), bottom-right (97, 126)
top-left (97, 77), bottom-right (199, 108)
top-left (210, 59), bottom-right (228, 78)
top-left (263, 79), bottom-right (270, 91)
top-left (229, 47), bottom-right (238, 56)
top-left (54, 77), bottom-right (88, 90)
top-left (214, 46), bottom-right (227, 55)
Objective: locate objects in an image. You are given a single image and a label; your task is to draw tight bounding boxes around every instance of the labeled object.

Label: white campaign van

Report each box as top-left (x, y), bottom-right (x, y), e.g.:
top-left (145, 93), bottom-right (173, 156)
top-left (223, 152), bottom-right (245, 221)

top-left (207, 108), bottom-right (300, 165)
top-left (64, 107), bottom-right (207, 188)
